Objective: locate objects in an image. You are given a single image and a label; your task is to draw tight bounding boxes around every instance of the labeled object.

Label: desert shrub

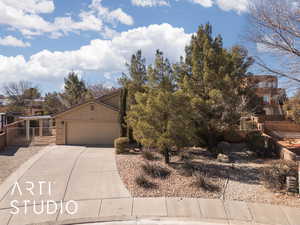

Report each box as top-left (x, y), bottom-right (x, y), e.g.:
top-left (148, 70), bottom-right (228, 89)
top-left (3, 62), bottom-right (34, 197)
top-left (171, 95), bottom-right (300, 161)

top-left (217, 141), bottom-right (231, 154)
top-left (246, 131), bottom-right (278, 158)
top-left (180, 160), bottom-right (195, 177)
top-left (115, 137), bottom-right (130, 154)
top-left (209, 147), bottom-right (223, 157)
top-left (223, 129), bottom-right (244, 143)
top-left (180, 151), bottom-right (193, 161)
top-left (142, 163), bottom-right (171, 179)
top-left (142, 151), bottom-right (157, 161)
top-left (193, 173), bottom-right (220, 192)
top-left (135, 175), bottom-right (157, 189)
top-left (262, 160), bottom-right (298, 190)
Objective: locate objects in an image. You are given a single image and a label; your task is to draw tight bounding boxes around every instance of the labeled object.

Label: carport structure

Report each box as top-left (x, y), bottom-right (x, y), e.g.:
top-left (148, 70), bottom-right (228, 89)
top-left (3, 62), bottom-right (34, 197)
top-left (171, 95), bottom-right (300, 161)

top-left (19, 115), bottom-right (54, 141)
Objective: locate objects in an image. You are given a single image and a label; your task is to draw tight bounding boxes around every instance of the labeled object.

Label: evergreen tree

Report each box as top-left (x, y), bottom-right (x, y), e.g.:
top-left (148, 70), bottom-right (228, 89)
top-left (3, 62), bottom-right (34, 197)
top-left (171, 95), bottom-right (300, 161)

top-left (64, 72), bottom-right (88, 106)
top-left (119, 88), bottom-right (128, 137)
top-left (43, 92), bottom-right (67, 114)
top-left (127, 51), bottom-right (194, 163)
top-left (180, 24), bottom-right (255, 149)
top-left (119, 50), bottom-right (147, 142)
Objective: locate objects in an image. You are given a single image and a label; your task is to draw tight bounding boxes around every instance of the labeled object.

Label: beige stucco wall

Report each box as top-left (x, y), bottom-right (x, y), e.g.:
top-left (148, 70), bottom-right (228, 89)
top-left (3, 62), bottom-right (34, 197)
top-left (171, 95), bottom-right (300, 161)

top-left (55, 102), bottom-right (120, 145)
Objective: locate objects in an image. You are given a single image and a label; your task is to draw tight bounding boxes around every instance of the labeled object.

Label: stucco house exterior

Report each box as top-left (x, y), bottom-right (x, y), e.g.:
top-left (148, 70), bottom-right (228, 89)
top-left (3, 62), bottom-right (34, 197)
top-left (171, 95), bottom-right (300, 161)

top-left (55, 90), bottom-right (121, 146)
top-left (249, 75), bottom-right (286, 116)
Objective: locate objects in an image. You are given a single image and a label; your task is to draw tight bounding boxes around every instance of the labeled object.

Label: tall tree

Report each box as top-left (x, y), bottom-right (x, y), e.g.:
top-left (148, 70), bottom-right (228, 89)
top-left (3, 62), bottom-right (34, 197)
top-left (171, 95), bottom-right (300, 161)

top-left (119, 88), bottom-right (128, 137)
top-left (43, 92), bottom-right (67, 115)
top-left (23, 87), bottom-right (41, 100)
top-left (119, 50), bottom-right (147, 142)
top-left (247, 0), bottom-right (300, 85)
top-left (64, 72), bottom-right (88, 106)
top-left (3, 81), bottom-right (41, 112)
top-left (88, 83), bottom-right (118, 98)
top-left (127, 50), bottom-right (195, 163)
top-left (180, 24), bottom-right (254, 149)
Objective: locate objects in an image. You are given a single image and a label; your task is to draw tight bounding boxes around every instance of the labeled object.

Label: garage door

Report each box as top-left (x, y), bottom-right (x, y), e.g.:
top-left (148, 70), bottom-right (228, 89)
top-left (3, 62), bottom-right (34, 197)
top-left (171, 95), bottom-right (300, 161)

top-left (66, 121), bottom-right (119, 146)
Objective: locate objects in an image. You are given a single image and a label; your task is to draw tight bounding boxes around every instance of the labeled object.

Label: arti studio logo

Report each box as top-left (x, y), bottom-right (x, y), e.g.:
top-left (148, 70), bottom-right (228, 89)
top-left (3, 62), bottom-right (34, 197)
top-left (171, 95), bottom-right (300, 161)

top-left (10, 181), bottom-right (78, 215)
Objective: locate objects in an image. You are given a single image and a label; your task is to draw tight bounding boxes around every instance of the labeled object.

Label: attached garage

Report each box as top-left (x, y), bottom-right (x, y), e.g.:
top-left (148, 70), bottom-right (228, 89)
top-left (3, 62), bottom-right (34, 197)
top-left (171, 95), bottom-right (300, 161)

top-left (66, 121), bottom-right (119, 145)
top-left (55, 91), bottom-right (121, 146)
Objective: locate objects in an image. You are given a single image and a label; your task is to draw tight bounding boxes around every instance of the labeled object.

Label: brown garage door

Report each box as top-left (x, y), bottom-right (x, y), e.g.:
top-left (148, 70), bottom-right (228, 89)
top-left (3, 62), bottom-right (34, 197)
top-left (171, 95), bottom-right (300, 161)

top-left (66, 121), bottom-right (119, 146)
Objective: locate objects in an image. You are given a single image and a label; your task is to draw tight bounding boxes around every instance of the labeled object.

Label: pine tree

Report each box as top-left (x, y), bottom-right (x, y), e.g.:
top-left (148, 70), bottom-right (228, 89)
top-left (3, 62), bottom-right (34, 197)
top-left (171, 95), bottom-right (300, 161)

top-left (127, 50), bottom-right (194, 163)
top-left (64, 72), bottom-right (88, 106)
top-left (119, 50), bottom-right (147, 142)
top-left (179, 24), bottom-right (255, 149)
top-left (119, 88), bottom-right (128, 137)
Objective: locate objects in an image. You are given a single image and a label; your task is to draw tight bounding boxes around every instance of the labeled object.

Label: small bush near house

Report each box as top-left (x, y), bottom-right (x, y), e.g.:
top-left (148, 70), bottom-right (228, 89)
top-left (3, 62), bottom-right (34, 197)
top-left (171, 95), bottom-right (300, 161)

top-left (246, 131), bottom-right (278, 158)
top-left (223, 129), bottom-right (244, 143)
top-left (262, 160), bottom-right (298, 191)
top-left (135, 175), bottom-right (157, 189)
top-left (142, 150), bottom-right (157, 161)
top-left (180, 151), bottom-right (193, 161)
top-left (193, 172), bottom-right (220, 192)
top-left (210, 147), bottom-right (223, 157)
top-left (115, 137), bottom-right (130, 154)
top-left (179, 160), bottom-right (195, 177)
top-left (142, 163), bottom-right (171, 179)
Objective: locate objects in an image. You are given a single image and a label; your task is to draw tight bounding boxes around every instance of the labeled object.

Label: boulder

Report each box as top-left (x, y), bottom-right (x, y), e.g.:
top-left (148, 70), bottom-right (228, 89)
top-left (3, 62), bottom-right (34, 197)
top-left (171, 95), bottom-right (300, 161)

top-left (217, 153), bottom-right (230, 163)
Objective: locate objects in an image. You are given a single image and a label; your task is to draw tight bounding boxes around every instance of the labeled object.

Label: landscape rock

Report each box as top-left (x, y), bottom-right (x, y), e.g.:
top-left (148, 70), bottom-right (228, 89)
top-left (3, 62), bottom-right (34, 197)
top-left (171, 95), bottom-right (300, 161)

top-left (245, 150), bottom-right (257, 158)
top-left (217, 153), bottom-right (230, 163)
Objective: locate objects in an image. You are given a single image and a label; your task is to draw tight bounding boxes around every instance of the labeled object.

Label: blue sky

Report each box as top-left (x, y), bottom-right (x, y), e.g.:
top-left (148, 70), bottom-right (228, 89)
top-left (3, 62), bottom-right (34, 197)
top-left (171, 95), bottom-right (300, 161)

top-left (0, 0), bottom-right (255, 94)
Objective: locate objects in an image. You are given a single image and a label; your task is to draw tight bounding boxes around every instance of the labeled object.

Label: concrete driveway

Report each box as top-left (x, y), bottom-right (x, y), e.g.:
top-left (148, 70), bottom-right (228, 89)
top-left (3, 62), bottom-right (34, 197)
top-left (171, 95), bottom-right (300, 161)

top-left (0, 145), bottom-right (130, 225)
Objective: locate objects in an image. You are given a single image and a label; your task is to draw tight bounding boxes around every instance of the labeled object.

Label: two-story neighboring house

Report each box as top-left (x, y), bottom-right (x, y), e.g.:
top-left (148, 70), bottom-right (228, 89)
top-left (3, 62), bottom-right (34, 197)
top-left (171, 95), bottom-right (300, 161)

top-left (249, 75), bottom-right (286, 116)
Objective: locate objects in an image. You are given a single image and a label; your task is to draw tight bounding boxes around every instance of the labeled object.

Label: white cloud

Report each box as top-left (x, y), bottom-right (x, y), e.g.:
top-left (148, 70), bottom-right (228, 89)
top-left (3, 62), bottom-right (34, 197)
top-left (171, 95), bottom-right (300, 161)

top-left (89, 0), bottom-right (134, 25)
top-left (191, 0), bottom-right (214, 8)
top-left (216, 0), bottom-right (249, 13)
top-left (108, 9), bottom-right (134, 25)
top-left (0, 24), bottom-right (191, 86)
top-left (131, 0), bottom-right (170, 7)
top-left (132, 0), bottom-right (249, 13)
top-left (1, 0), bottom-right (55, 14)
top-left (190, 0), bottom-right (249, 12)
top-left (0, 35), bottom-right (31, 47)
top-left (0, 0), bottom-right (133, 39)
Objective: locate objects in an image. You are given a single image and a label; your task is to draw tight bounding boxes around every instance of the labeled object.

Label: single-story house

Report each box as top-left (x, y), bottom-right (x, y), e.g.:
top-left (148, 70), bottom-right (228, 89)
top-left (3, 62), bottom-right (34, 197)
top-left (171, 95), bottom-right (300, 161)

top-left (55, 90), bottom-right (121, 146)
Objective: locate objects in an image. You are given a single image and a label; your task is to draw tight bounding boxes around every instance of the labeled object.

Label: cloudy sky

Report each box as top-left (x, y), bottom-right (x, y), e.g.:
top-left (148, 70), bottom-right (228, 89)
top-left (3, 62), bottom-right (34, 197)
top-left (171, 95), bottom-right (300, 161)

top-left (0, 0), bottom-right (252, 93)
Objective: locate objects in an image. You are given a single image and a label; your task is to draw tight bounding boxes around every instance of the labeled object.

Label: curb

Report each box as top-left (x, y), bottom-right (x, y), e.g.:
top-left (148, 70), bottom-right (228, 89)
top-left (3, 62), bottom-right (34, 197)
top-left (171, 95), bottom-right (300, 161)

top-left (28, 216), bottom-right (232, 225)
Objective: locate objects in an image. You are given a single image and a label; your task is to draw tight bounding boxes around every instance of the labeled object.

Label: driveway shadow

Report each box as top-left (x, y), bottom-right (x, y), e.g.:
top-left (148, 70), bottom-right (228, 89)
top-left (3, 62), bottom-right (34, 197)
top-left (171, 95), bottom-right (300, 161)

top-left (0, 146), bottom-right (22, 156)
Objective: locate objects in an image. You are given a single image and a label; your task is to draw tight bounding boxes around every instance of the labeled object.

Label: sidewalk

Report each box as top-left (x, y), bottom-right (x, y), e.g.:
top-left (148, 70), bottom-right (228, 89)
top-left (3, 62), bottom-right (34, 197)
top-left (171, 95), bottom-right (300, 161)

top-left (0, 197), bottom-right (299, 225)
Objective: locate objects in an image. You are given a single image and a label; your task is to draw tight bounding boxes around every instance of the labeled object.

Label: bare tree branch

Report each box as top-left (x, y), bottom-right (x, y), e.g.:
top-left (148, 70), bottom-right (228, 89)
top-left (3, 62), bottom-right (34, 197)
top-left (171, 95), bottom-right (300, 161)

top-left (248, 0), bottom-right (300, 85)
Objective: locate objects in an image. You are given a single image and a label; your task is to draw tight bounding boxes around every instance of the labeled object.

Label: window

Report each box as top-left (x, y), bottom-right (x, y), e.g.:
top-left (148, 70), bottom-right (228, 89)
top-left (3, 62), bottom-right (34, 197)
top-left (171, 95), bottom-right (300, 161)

top-left (90, 105), bottom-right (95, 111)
top-left (263, 95), bottom-right (270, 104)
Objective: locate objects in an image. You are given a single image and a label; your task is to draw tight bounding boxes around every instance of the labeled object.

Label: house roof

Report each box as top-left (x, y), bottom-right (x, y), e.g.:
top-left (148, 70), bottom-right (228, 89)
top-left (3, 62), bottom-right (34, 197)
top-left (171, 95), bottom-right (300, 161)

top-left (54, 90), bottom-right (121, 118)
top-left (96, 89), bottom-right (121, 102)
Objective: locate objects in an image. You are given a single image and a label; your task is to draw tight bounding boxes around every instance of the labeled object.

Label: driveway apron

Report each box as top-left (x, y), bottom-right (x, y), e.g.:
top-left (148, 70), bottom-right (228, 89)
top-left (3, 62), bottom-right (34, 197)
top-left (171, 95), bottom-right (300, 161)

top-left (0, 145), bottom-right (130, 225)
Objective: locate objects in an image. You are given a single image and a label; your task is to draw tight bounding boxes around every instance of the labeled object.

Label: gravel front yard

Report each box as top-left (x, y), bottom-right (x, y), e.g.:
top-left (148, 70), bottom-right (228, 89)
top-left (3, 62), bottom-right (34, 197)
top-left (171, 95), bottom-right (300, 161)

top-left (116, 145), bottom-right (300, 207)
top-left (0, 146), bottom-right (44, 185)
